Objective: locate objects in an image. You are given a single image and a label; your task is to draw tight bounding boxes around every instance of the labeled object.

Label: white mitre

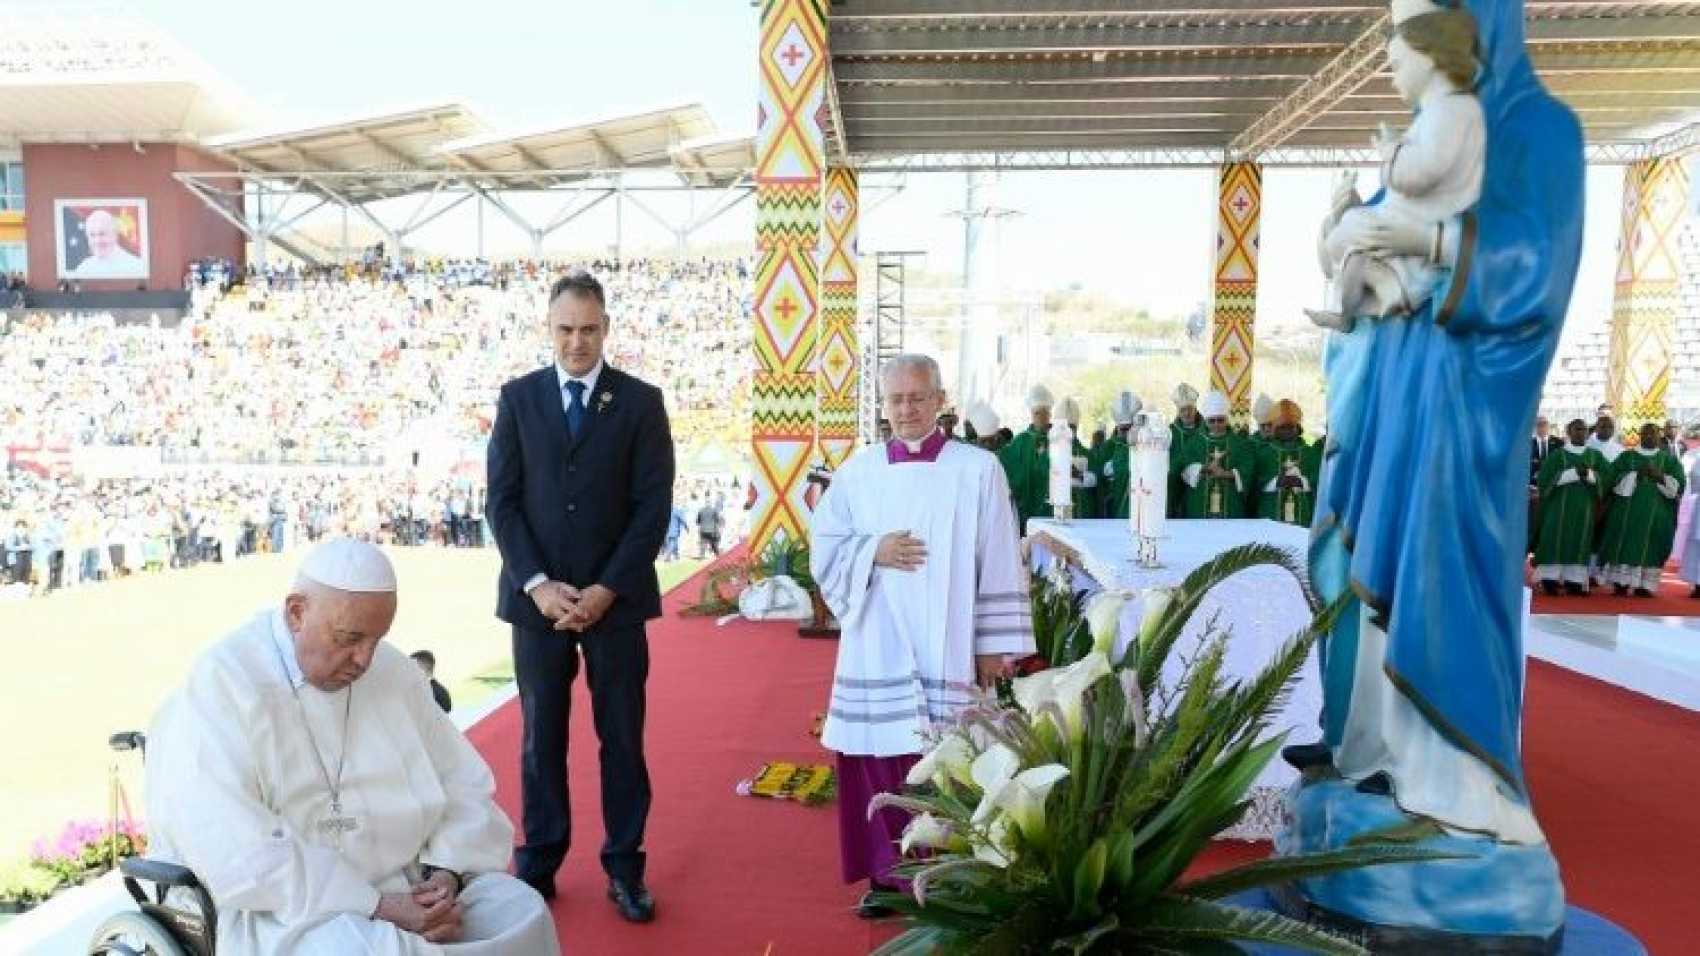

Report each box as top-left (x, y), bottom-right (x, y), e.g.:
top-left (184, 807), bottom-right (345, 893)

top-left (1199, 390), bottom-right (1232, 420)
top-left (1392, 0), bottom-right (1446, 24)
top-left (298, 536), bottom-right (398, 592)
top-left (1110, 391), bottom-right (1143, 425)
top-left (1026, 383), bottom-right (1055, 411)
top-left (1059, 397), bottom-right (1082, 427)
top-left (1252, 393), bottom-right (1275, 426)
top-left (1172, 383), bottom-right (1199, 408)
top-left (966, 401), bottom-right (1000, 436)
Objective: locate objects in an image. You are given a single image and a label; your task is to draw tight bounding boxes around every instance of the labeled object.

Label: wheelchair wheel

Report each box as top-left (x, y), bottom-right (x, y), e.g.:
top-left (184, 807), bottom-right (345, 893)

top-left (89, 910), bottom-right (191, 956)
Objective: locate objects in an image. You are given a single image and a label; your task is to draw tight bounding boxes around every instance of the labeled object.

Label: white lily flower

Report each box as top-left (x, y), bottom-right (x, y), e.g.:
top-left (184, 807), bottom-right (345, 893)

top-left (1048, 651), bottom-right (1113, 741)
top-left (1084, 589), bottom-right (1131, 655)
top-left (1011, 667), bottom-right (1058, 716)
top-left (905, 732), bottom-right (977, 789)
top-left (991, 764), bottom-right (1071, 846)
top-left (900, 812), bottom-right (964, 855)
top-left (1138, 586), bottom-right (1179, 651)
top-left (969, 744), bottom-right (1021, 823)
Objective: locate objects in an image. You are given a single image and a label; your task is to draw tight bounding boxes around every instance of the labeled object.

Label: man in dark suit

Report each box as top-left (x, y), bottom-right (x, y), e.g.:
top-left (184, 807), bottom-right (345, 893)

top-left (1529, 415), bottom-right (1559, 482)
top-left (486, 270), bottom-right (674, 923)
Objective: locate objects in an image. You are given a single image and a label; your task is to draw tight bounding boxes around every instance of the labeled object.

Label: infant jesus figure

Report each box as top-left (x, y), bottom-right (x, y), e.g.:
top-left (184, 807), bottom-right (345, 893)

top-left (1306, 0), bottom-right (1483, 333)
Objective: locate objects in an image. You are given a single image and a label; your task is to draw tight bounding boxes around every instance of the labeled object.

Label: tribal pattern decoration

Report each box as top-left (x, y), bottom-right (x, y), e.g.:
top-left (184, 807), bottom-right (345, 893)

top-left (818, 167), bottom-right (859, 471)
top-left (752, 0), bottom-right (827, 553)
top-left (1607, 156), bottom-right (1687, 427)
top-left (1209, 162), bottom-right (1261, 422)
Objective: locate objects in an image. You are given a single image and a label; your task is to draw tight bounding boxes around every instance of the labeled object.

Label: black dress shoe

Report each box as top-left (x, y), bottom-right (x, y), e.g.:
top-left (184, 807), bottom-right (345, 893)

top-left (607, 878), bottom-right (655, 923)
top-left (1564, 582), bottom-right (1587, 596)
top-left (1690, 585), bottom-right (1700, 599)
top-left (1539, 580), bottom-right (1560, 596)
top-left (855, 889), bottom-right (897, 920)
top-left (1614, 584), bottom-right (1629, 596)
top-left (1634, 587), bottom-right (1656, 598)
top-left (519, 873), bottom-right (557, 901)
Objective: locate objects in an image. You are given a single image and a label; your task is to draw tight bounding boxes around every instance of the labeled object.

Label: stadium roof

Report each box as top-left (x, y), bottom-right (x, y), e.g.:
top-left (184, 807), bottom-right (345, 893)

top-left (828, 0), bottom-right (1700, 170)
top-left (0, 4), bottom-right (256, 147)
top-left (439, 103), bottom-right (734, 182)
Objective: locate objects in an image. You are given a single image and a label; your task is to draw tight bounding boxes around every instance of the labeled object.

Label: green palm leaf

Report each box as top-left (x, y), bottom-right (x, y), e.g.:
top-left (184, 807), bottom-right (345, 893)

top-left (1179, 843), bottom-right (1472, 900)
top-left (1134, 896), bottom-right (1367, 955)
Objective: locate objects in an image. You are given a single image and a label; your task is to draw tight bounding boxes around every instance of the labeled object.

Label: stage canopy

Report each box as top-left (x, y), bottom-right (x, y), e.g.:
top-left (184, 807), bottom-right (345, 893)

top-left (826, 0), bottom-right (1700, 170)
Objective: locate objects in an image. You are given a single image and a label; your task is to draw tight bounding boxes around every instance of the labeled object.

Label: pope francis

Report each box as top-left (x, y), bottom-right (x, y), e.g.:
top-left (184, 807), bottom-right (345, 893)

top-left (144, 538), bottom-right (558, 954)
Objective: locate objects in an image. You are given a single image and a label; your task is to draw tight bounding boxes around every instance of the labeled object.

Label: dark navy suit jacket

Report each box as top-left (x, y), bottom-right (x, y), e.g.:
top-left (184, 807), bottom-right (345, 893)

top-left (486, 364), bottom-right (675, 631)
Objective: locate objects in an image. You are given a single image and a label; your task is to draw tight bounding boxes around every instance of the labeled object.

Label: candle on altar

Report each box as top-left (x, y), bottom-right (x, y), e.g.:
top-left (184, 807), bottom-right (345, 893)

top-left (1048, 421), bottom-right (1073, 512)
top-left (1129, 412), bottom-right (1169, 542)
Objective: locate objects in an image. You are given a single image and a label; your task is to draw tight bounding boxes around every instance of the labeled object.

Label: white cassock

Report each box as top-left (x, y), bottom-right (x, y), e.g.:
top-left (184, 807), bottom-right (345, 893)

top-left (811, 440), bottom-right (1035, 757)
top-left (146, 610), bottom-right (558, 955)
top-left (1679, 452), bottom-right (1700, 584)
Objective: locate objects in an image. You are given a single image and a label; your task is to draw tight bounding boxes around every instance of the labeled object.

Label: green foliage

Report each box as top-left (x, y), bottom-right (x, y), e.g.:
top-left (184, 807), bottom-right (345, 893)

top-left (0, 861), bottom-right (61, 904)
top-left (875, 545), bottom-right (1462, 956)
top-left (756, 536), bottom-right (815, 592)
top-left (1029, 571), bottom-right (1090, 667)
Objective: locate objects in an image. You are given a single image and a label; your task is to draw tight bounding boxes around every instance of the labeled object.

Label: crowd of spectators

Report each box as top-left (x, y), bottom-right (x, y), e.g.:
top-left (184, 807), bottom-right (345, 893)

top-left (0, 256), bottom-right (754, 598)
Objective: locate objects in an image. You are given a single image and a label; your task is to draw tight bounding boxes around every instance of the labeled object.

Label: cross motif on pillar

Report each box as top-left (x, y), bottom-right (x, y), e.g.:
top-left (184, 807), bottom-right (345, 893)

top-left (775, 297), bottom-right (799, 321)
top-left (830, 196), bottom-right (848, 218)
top-left (780, 43), bottom-right (806, 68)
top-left (1231, 194), bottom-right (1251, 215)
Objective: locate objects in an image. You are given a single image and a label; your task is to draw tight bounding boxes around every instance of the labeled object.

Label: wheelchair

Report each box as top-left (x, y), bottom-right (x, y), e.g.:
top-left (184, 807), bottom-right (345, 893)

top-left (87, 732), bottom-right (217, 956)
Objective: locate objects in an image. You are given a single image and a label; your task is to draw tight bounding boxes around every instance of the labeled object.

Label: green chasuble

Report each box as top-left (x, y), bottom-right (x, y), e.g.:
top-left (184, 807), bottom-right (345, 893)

top-left (1178, 431), bottom-right (1251, 519)
top-left (1090, 436), bottom-right (1131, 519)
top-left (1531, 445), bottom-right (1607, 568)
top-left (1167, 420), bottom-right (1204, 519)
top-left (1252, 437), bottom-right (1321, 527)
top-left (1242, 433), bottom-right (1268, 517)
top-left (1598, 448), bottom-right (1686, 570)
top-left (998, 426), bottom-right (1053, 530)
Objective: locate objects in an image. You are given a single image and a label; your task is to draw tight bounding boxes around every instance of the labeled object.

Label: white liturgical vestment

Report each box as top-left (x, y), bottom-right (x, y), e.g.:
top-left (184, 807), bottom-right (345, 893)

top-left (145, 610), bottom-right (558, 955)
top-left (811, 439), bottom-right (1035, 757)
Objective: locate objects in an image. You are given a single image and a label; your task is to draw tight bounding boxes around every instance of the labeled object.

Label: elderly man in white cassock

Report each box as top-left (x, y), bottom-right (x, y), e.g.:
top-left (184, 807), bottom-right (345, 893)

top-left (811, 353), bottom-right (1035, 919)
top-left (144, 537), bottom-right (559, 955)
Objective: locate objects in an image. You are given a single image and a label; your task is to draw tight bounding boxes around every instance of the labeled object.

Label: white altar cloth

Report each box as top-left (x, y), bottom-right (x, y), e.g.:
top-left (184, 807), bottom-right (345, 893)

top-left (1027, 518), bottom-right (1322, 840)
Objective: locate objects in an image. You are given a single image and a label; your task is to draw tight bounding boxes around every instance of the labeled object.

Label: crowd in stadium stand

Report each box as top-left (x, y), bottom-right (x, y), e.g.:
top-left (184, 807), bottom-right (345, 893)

top-left (0, 257), bottom-right (752, 597)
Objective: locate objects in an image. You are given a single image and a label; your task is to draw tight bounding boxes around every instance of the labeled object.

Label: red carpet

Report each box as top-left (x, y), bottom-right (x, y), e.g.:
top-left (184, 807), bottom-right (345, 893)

top-left (467, 557), bottom-right (1700, 954)
top-left (1529, 562), bottom-right (1699, 616)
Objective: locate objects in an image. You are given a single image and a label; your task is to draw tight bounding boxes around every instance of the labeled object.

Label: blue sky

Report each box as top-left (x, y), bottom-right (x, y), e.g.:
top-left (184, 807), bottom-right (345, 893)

top-left (127, 0), bottom-right (1626, 334)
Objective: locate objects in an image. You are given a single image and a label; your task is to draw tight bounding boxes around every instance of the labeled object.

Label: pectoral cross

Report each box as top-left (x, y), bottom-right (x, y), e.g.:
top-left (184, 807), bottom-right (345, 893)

top-left (318, 800), bottom-right (361, 850)
top-left (1207, 447), bottom-right (1227, 517)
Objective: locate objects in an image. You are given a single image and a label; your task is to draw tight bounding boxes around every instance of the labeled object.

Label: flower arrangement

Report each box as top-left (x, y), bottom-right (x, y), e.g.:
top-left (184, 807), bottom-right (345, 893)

top-left (30, 817), bottom-right (146, 883)
top-left (0, 861), bottom-right (60, 911)
top-left (870, 543), bottom-right (1454, 955)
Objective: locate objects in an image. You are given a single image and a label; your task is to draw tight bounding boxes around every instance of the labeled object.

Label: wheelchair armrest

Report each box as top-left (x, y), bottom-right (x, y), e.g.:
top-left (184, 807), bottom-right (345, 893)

top-left (120, 857), bottom-right (201, 889)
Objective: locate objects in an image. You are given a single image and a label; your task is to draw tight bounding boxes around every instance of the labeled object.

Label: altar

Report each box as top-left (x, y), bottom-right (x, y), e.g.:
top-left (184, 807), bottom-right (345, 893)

top-left (1027, 518), bottom-right (1322, 840)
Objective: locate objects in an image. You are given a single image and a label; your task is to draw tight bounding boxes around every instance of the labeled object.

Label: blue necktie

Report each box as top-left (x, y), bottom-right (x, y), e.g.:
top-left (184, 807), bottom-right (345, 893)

top-left (564, 380), bottom-right (585, 440)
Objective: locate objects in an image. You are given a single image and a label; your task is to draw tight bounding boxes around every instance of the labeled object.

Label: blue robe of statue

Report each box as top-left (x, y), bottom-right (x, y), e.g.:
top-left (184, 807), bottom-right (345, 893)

top-left (1311, 0), bottom-right (1585, 795)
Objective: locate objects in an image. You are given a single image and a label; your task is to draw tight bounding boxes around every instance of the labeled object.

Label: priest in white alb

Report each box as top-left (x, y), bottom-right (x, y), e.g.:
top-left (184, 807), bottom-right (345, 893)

top-left (144, 537), bottom-right (558, 955)
top-left (810, 353), bottom-right (1035, 919)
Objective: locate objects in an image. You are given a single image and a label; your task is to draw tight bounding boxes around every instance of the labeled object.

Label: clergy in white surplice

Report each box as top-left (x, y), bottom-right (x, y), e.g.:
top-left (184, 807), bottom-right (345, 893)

top-left (811, 353), bottom-right (1035, 919)
top-left (145, 538), bottom-right (557, 955)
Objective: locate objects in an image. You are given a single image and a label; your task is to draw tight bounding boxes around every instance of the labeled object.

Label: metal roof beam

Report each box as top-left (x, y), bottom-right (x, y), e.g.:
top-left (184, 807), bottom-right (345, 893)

top-left (837, 82), bottom-right (1288, 104)
top-left (1643, 121), bottom-right (1700, 159)
top-left (832, 55), bottom-right (1324, 84)
top-left (832, 0), bottom-right (1380, 19)
top-left (1229, 11), bottom-right (1386, 158)
top-left (844, 100), bottom-right (1277, 120)
top-left (830, 22), bottom-right (1363, 56)
top-left (847, 142), bottom-right (1642, 172)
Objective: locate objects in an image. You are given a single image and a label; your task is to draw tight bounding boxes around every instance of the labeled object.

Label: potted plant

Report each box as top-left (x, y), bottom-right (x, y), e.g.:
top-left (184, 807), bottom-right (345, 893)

top-left (868, 543), bottom-right (1457, 954)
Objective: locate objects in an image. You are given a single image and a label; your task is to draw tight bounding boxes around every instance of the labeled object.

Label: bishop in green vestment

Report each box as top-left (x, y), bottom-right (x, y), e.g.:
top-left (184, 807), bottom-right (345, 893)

top-left (1598, 422), bottom-right (1686, 596)
top-left (1058, 397), bottom-right (1096, 519)
top-left (1167, 383), bottom-right (1204, 518)
top-left (1177, 391), bottom-right (1250, 519)
top-left (1090, 391), bottom-right (1141, 519)
top-left (998, 383), bottom-right (1057, 530)
top-left (1531, 419), bottom-right (1608, 595)
top-left (1252, 399), bottom-right (1320, 527)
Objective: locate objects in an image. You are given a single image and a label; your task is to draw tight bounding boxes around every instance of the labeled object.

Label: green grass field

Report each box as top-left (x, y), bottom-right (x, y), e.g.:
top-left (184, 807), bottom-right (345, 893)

top-left (0, 550), bottom-right (704, 862)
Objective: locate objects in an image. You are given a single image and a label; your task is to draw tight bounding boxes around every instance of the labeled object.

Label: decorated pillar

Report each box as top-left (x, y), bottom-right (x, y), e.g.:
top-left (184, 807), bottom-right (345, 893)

top-left (1606, 156), bottom-right (1688, 428)
top-left (751, 0), bottom-right (827, 553)
top-left (817, 167), bottom-right (860, 470)
top-left (1207, 162), bottom-right (1262, 421)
